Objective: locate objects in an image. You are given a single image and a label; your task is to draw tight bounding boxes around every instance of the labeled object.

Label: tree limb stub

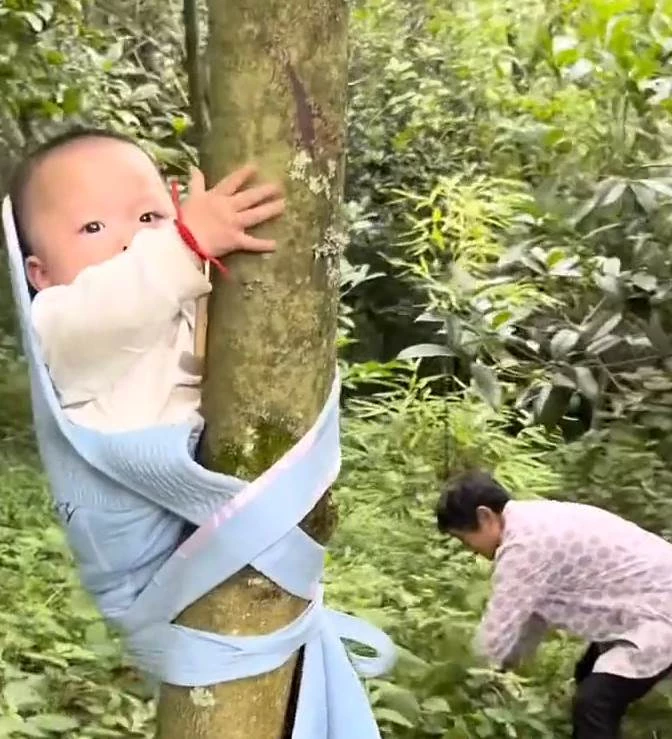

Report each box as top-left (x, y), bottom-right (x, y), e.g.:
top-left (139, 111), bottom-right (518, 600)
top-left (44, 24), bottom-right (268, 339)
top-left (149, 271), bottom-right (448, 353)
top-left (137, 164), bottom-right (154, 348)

top-left (156, 2), bottom-right (348, 738)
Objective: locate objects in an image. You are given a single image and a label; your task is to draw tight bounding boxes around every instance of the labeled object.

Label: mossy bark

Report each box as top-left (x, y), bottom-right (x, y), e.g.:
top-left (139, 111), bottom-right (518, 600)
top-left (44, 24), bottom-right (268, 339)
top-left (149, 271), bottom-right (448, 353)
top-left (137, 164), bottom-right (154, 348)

top-left (155, 2), bottom-right (348, 738)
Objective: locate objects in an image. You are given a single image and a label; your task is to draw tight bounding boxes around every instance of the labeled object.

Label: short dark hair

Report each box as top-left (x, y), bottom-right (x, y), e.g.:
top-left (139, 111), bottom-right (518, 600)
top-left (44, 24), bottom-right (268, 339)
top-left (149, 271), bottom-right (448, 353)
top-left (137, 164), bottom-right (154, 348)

top-left (436, 470), bottom-right (510, 533)
top-left (8, 127), bottom-right (139, 260)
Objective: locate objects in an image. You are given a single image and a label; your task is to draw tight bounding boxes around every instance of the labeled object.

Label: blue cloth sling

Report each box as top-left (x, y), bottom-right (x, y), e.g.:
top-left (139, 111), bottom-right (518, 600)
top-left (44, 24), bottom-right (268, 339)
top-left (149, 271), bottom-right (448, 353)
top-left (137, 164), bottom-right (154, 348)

top-left (2, 195), bottom-right (396, 737)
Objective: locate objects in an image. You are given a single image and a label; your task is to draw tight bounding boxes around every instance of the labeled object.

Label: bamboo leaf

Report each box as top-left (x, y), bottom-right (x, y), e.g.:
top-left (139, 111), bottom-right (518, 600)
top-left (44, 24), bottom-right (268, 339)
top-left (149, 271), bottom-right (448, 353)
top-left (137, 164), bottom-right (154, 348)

top-left (470, 362), bottom-right (502, 409)
top-left (397, 343), bottom-right (455, 360)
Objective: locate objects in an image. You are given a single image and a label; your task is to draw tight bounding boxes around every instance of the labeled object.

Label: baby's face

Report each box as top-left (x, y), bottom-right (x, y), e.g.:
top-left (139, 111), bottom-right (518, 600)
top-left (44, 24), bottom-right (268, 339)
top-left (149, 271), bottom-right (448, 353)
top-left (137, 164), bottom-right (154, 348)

top-left (24, 137), bottom-right (174, 291)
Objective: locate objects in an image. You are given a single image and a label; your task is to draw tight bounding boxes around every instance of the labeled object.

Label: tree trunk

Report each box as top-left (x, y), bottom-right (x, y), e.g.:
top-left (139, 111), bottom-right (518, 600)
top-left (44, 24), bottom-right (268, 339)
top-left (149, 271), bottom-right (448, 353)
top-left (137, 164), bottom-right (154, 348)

top-left (182, 0), bottom-right (208, 147)
top-left (156, 2), bottom-right (348, 738)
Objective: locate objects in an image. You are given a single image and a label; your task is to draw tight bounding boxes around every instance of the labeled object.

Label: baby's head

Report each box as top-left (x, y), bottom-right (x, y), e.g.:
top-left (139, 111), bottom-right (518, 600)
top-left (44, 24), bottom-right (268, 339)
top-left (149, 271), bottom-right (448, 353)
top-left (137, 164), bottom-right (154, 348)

top-left (10, 128), bottom-right (175, 292)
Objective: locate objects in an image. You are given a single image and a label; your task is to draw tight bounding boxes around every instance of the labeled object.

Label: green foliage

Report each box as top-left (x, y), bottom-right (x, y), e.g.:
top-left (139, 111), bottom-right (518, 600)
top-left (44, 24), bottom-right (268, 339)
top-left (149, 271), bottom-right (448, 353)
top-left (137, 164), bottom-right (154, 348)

top-left (2, 361), bottom-right (670, 737)
top-left (329, 374), bottom-right (670, 737)
top-left (0, 446), bottom-right (156, 737)
top-left (341, 1), bottom-right (672, 733)
top-left (347, 0), bottom-right (672, 439)
top-left (553, 426), bottom-right (672, 540)
top-left (0, 0), bottom-right (193, 172)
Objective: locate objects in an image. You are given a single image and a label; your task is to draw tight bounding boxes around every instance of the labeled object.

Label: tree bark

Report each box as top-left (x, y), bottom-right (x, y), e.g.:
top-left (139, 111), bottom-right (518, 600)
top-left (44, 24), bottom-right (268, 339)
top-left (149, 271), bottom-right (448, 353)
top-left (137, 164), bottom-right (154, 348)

top-left (182, 0), bottom-right (208, 147)
top-left (156, 2), bottom-right (348, 738)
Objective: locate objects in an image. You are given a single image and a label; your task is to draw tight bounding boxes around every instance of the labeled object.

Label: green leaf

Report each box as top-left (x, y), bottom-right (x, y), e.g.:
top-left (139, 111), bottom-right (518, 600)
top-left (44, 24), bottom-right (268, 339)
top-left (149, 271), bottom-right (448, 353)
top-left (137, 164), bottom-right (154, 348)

top-left (27, 714), bottom-right (79, 733)
top-left (602, 257), bottom-right (621, 276)
top-left (639, 178), bottom-right (672, 200)
top-left (105, 41), bottom-right (124, 64)
top-left (581, 312), bottom-right (622, 343)
top-left (61, 87), bottom-right (82, 115)
top-left (11, 723), bottom-right (45, 737)
top-left (20, 12), bottom-right (44, 32)
top-left (84, 620), bottom-right (108, 645)
top-left (490, 309), bottom-right (513, 329)
top-left (470, 362), bottom-right (502, 409)
top-left (574, 367), bottom-right (599, 401)
top-left (394, 646), bottom-right (428, 671)
top-left (551, 372), bottom-right (575, 389)
top-left (113, 110), bottom-right (140, 128)
top-left (631, 272), bottom-right (657, 292)
top-left (552, 35), bottom-right (578, 55)
top-left (630, 183), bottom-right (657, 213)
top-left (601, 181), bottom-right (626, 206)
top-left (374, 707), bottom-right (415, 728)
top-left (572, 192), bottom-right (602, 225)
top-left (550, 329), bottom-right (579, 359)
top-left (44, 50), bottom-right (65, 66)
top-left (644, 311), bottom-right (672, 354)
top-left (0, 717), bottom-right (26, 734)
top-left (445, 315), bottom-right (462, 349)
top-left (397, 343), bottom-right (455, 360)
top-left (534, 385), bottom-right (571, 428)
top-left (566, 58), bottom-right (593, 80)
top-left (572, 179), bottom-right (618, 225)
top-left (422, 696), bottom-right (451, 714)
top-left (376, 683), bottom-right (421, 723)
top-left (585, 334), bottom-right (620, 355)
top-left (130, 83), bottom-right (159, 102)
top-left (549, 257), bottom-right (581, 277)
top-left (3, 679), bottom-right (44, 711)
top-left (172, 116), bottom-right (189, 134)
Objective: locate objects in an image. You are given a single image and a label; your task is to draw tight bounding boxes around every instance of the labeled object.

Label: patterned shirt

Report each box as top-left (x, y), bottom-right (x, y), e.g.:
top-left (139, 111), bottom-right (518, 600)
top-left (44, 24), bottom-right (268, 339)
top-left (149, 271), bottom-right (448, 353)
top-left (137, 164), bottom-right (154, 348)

top-left (475, 499), bottom-right (672, 679)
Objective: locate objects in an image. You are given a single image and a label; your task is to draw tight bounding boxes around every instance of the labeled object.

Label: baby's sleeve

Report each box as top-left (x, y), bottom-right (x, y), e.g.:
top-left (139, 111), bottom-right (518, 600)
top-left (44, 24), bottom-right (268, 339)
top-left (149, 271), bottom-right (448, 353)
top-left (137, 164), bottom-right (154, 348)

top-left (31, 224), bottom-right (211, 400)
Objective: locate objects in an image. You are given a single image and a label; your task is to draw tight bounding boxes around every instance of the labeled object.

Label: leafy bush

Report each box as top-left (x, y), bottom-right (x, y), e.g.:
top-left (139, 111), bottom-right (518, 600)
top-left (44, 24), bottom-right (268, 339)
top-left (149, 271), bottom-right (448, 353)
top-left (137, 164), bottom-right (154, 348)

top-left (347, 0), bottom-right (672, 444)
top-left (0, 0), bottom-right (192, 165)
top-left (329, 374), bottom-right (576, 738)
top-left (329, 371), bottom-right (672, 738)
top-left (0, 446), bottom-right (156, 737)
top-left (2, 356), bottom-right (670, 737)
top-left (0, 363), bottom-right (573, 738)
top-left (553, 427), bottom-right (672, 541)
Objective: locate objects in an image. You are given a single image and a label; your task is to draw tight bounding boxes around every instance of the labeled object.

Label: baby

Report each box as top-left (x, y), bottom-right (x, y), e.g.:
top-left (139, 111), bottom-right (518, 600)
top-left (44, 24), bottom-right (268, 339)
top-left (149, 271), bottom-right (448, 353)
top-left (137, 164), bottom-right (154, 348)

top-left (10, 128), bottom-right (285, 432)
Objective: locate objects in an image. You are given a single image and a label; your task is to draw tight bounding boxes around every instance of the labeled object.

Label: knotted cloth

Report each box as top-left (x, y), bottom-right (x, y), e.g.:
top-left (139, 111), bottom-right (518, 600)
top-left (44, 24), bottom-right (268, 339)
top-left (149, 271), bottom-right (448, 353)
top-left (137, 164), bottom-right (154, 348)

top-left (2, 196), bottom-right (397, 738)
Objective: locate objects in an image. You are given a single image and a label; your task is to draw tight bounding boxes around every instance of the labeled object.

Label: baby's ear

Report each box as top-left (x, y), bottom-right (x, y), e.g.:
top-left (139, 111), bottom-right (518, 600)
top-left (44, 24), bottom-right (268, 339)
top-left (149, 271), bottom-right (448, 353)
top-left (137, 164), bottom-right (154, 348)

top-left (25, 255), bottom-right (50, 292)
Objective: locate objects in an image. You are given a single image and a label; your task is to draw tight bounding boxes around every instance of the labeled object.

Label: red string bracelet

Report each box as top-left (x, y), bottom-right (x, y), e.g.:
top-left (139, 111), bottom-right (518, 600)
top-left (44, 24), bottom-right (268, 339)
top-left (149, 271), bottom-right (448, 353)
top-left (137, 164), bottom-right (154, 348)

top-left (171, 180), bottom-right (229, 278)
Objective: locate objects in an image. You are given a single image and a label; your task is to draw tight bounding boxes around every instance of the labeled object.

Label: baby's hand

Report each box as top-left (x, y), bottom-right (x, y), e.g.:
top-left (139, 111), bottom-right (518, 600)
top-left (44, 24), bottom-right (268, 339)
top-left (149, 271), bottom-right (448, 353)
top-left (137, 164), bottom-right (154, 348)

top-left (180, 165), bottom-right (285, 258)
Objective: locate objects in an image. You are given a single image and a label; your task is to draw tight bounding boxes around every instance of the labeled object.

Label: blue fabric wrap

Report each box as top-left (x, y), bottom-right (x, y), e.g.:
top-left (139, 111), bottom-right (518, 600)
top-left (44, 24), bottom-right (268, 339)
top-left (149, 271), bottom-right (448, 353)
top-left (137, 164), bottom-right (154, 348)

top-left (2, 196), bottom-right (397, 737)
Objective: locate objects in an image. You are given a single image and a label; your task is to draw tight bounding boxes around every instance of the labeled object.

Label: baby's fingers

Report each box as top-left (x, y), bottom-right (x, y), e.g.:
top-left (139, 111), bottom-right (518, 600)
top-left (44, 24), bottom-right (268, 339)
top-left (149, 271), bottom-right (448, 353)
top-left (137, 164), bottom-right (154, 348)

top-left (214, 164), bottom-right (258, 196)
top-left (237, 199), bottom-right (286, 229)
top-left (230, 183), bottom-right (283, 212)
top-left (237, 233), bottom-right (277, 252)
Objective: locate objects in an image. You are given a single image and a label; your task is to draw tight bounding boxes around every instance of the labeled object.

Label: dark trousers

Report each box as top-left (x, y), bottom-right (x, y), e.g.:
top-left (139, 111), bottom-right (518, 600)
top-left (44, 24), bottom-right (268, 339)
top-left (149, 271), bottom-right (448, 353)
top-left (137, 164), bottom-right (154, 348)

top-left (572, 642), bottom-right (671, 739)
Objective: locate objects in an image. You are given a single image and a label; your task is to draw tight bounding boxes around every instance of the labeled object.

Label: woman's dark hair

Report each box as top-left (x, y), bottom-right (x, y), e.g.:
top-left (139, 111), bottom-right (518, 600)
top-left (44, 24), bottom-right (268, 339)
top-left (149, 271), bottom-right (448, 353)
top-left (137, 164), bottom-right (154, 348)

top-left (8, 127), bottom-right (139, 261)
top-left (436, 470), bottom-right (510, 533)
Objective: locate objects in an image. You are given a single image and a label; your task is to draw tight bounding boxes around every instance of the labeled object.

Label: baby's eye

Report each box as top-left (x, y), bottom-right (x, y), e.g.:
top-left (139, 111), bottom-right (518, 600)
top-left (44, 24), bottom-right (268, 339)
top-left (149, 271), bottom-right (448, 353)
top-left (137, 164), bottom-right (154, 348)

top-left (139, 211), bottom-right (165, 224)
top-left (81, 221), bottom-right (104, 234)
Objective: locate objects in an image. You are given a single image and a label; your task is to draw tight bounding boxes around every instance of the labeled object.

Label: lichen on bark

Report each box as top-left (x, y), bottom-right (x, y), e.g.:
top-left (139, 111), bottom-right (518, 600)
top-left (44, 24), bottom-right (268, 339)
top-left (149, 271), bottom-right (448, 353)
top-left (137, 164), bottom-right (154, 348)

top-left (155, 2), bottom-right (348, 738)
